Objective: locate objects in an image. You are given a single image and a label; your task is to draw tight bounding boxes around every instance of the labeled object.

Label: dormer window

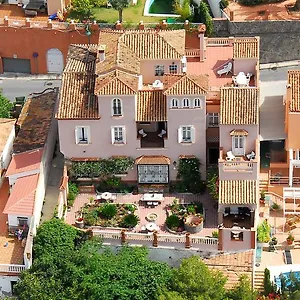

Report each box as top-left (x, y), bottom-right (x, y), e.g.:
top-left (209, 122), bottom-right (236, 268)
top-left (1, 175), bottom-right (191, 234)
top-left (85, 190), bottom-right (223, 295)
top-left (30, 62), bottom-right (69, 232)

top-left (112, 98), bottom-right (122, 116)
top-left (171, 98), bottom-right (179, 108)
top-left (182, 98), bottom-right (190, 108)
top-left (155, 65), bottom-right (164, 76)
top-left (169, 63), bottom-right (178, 74)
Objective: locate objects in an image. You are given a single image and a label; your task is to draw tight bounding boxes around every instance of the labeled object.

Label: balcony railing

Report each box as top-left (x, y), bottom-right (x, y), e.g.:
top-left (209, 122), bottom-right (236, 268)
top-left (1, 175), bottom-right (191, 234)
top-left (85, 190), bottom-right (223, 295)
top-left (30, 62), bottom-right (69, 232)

top-left (206, 37), bottom-right (233, 46)
top-left (222, 161), bottom-right (254, 172)
top-left (0, 264), bottom-right (26, 274)
top-left (185, 49), bottom-right (201, 57)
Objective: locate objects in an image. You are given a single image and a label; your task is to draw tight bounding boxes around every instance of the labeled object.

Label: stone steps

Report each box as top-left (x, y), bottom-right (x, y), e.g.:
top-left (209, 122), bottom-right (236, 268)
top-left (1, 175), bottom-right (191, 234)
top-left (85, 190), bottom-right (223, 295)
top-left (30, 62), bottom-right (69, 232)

top-left (254, 270), bottom-right (265, 292)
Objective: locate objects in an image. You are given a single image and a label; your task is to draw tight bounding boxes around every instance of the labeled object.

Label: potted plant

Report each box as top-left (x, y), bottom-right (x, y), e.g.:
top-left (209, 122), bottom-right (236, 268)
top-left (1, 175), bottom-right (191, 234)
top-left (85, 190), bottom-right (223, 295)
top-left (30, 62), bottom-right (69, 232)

top-left (257, 220), bottom-right (271, 247)
top-left (260, 190), bottom-right (266, 205)
top-left (75, 216), bottom-right (84, 228)
top-left (184, 214), bottom-right (204, 233)
top-left (271, 203), bottom-right (281, 211)
top-left (287, 232), bottom-right (294, 245)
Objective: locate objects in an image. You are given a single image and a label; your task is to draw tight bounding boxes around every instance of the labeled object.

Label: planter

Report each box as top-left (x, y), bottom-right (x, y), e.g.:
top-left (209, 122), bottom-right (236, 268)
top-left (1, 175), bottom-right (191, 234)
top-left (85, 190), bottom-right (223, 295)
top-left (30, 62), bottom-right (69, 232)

top-left (287, 239), bottom-right (294, 245)
top-left (260, 199), bottom-right (265, 206)
top-left (257, 241), bottom-right (269, 249)
top-left (75, 219), bottom-right (84, 228)
top-left (184, 215), bottom-right (203, 233)
top-left (146, 212), bottom-right (158, 222)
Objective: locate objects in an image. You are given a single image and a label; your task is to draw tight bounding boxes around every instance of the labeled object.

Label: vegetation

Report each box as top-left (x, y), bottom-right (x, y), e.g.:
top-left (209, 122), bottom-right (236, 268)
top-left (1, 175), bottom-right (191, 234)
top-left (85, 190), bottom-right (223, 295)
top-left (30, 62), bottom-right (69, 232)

top-left (206, 167), bottom-right (219, 200)
top-left (263, 268), bottom-right (276, 296)
top-left (174, 0), bottom-right (191, 21)
top-left (197, 1), bottom-right (213, 36)
top-left (287, 232), bottom-right (295, 242)
top-left (67, 182), bottom-right (79, 207)
top-left (110, 0), bottom-right (131, 22)
top-left (271, 202), bottom-right (281, 210)
top-left (239, 0), bottom-right (282, 6)
top-left (0, 90), bottom-right (13, 118)
top-left (175, 157), bottom-right (205, 194)
top-left (121, 214), bottom-right (140, 228)
top-left (96, 177), bottom-right (136, 194)
top-left (257, 220), bottom-right (271, 243)
top-left (166, 214), bottom-right (181, 230)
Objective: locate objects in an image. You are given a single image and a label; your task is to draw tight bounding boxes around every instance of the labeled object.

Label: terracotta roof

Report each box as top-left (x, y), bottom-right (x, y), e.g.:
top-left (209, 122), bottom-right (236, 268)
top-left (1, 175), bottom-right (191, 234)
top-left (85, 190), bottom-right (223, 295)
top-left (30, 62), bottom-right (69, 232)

top-left (163, 74), bottom-right (208, 95)
top-left (230, 129), bottom-right (248, 136)
top-left (219, 180), bottom-right (258, 204)
top-left (0, 119), bottom-right (15, 155)
top-left (97, 29), bottom-right (185, 74)
top-left (135, 155), bottom-right (170, 165)
top-left (220, 87), bottom-right (259, 125)
top-left (14, 90), bottom-right (57, 153)
top-left (3, 174), bottom-right (38, 216)
top-left (95, 69), bottom-right (139, 95)
top-left (6, 149), bottom-right (43, 176)
top-left (136, 90), bottom-right (166, 122)
top-left (204, 250), bottom-right (253, 289)
top-left (233, 37), bottom-right (259, 59)
top-left (288, 70), bottom-right (300, 112)
top-left (56, 45), bottom-right (99, 120)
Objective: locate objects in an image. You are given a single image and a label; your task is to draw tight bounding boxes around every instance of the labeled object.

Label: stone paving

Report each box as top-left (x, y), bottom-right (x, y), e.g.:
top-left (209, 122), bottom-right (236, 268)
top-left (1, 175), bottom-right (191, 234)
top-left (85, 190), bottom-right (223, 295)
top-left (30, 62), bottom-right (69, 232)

top-left (65, 191), bottom-right (218, 237)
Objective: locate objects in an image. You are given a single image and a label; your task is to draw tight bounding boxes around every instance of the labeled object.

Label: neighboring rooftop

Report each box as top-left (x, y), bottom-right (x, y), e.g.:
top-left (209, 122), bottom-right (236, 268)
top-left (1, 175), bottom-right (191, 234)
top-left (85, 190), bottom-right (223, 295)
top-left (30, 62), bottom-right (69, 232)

top-left (220, 87), bottom-right (259, 125)
top-left (6, 149), bottom-right (43, 176)
top-left (288, 70), bottom-right (300, 112)
top-left (0, 118), bottom-right (15, 155)
top-left (219, 180), bottom-right (258, 205)
top-left (233, 37), bottom-right (259, 59)
top-left (14, 90), bottom-right (57, 153)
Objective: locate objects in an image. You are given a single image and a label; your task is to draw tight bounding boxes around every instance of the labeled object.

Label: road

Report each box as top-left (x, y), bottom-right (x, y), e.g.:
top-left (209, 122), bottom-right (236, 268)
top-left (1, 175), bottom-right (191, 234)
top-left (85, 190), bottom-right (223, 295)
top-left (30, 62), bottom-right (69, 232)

top-left (0, 78), bottom-right (61, 102)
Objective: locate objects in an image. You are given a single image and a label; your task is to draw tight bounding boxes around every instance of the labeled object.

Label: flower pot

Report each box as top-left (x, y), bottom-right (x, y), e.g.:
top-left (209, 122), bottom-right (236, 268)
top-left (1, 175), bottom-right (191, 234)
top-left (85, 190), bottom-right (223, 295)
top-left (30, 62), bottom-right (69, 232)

top-left (75, 219), bottom-right (84, 228)
top-left (184, 215), bottom-right (203, 233)
top-left (287, 239), bottom-right (294, 245)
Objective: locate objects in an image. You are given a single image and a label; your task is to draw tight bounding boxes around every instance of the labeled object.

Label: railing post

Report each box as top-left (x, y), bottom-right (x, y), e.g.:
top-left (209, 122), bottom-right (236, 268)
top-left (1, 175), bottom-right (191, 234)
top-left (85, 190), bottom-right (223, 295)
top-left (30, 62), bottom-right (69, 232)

top-left (185, 233), bottom-right (191, 249)
top-left (153, 231), bottom-right (158, 247)
top-left (121, 229), bottom-right (126, 245)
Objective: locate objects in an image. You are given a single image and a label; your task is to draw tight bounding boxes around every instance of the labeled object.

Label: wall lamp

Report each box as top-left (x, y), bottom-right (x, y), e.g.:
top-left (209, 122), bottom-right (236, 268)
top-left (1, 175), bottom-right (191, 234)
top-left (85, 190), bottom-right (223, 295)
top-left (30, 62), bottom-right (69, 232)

top-left (173, 161), bottom-right (177, 170)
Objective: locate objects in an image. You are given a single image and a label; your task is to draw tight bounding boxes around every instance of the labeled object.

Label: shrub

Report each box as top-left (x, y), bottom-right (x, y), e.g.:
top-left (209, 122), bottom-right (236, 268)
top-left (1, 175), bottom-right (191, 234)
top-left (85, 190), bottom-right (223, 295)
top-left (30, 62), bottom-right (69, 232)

top-left (101, 203), bottom-right (117, 219)
top-left (122, 214), bottom-right (139, 228)
top-left (198, 1), bottom-right (213, 36)
top-left (67, 182), bottom-right (79, 207)
top-left (166, 215), bottom-right (180, 230)
top-left (212, 231), bottom-right (219, 238)
top-left (124, 204), bottom-right (136, 213)
top-left (219, 0), bottom-right (229, 8)
top-left (187, 204), bottom-right (196, 214)
top-left (174, 0), bottom-right (192, 21)
top-left (271, 203), bottom-right (281, 210)
top-left (257, 220), bottom-right (271, 243)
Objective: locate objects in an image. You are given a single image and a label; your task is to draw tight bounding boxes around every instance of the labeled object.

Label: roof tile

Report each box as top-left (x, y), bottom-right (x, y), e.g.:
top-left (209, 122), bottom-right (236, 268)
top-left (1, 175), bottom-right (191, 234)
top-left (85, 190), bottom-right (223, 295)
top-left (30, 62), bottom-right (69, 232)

top-left (288, 70), bottom-right (300, 112)
top-left (135, 155), bottom-right (170, 165)
top-left (233, 37), bottom-right (259, 59)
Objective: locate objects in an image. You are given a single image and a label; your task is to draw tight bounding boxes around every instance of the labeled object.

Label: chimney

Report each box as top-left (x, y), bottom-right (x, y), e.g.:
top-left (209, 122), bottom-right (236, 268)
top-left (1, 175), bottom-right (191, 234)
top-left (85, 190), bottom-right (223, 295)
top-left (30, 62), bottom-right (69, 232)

top-left (138, 20), bottom-right (144, 30)
top-left (98, 45), bottom-right (106, 62)
top-left (198, 24), bottom-right (206, 62)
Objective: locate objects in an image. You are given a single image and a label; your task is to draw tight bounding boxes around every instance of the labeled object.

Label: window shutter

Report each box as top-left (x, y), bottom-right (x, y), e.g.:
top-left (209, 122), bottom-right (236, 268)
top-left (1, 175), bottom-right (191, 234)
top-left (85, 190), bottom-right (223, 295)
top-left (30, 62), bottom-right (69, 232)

top-left (111, 127), bottom-right (115, 144)
top-left (178, 127), bottom-right (182, 143)
top-left (86, 127), bottom-right (91, 144)
top-left (232, 136), bottom-right (236, 154)
top-left (122, 127), bottom-right (126, 144)
top-left (206, 114), bottom-right (209, 129)
top-left (191, 126), bottom-right (196, 143)
top-left (75, 127), bottom-right (79, 144)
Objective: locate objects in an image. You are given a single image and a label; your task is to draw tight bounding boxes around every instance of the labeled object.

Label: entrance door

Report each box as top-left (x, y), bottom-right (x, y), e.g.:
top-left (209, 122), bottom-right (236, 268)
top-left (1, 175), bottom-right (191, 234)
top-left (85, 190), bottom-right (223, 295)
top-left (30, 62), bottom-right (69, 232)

top-left (138, 165), bottom-right (169, 183)
top-left (3, 58), bottom-right (31, 73)
top-left (208, 148), bottom-right (219, 165)
top-left (47, 48), bottom-right (64, 73)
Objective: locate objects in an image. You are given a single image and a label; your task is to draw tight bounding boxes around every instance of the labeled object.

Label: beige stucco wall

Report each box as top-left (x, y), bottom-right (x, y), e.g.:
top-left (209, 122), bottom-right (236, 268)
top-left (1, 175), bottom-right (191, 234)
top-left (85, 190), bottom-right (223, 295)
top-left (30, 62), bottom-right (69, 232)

top-left (47, 0), bottom-right (65, 15)
top-left (286, 113), bottom-right (300, 150)
top-left (221, 228), bottom-right (254, 251)
top-left (58, 94), bottom-right (207, 180)
top-left (140, 59), bottom-right (182, 84)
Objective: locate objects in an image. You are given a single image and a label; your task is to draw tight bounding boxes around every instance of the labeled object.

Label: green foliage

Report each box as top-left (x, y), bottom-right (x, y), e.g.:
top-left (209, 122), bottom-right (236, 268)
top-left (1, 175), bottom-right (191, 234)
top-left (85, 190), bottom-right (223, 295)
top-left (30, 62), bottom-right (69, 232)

top-left (71, 0), bottom-right (94, 20)
top-left (33, 218), bottom-right (79, 259)
top-left (96, 177), bottom-right (136, 193)
top-left (198, 1), bottom-right (213, 36)
top-left (263, 268), bottom-right (274, 296)
top-left (271, 202), bottom-right (281, 210)
top-left (109, 0), bottom-right (130, 22)
top-left (121, 213), bottom-right (139, 228)
top-left (0, 90), bottom-right (13, 118)
top-left (212, 230), bottom-right (219, 238)
top-left (101, 203), bottom-right (117, 219)
top-left (257, 220), bottom-right (271, 243)
top-left (176, 157), bottom-right (205, 194)
top-left (166, 215), bottom-right (181, 230)
top-left (159, 256), bottom-right (227, 300)
top-left (67, 182), bottom-right (79, 206)
top-left (219, 0), bottom-right (229, 8)
top-left (187, 204), bottom-right (196, 214)
top-left (206, 167), bottom-right (219, 200)
top-left (260, 190), bottom-right (266, 200)
top-left (174, 0), bottom-right (191, 21)
top-left (124, 204), bottom-right (136, 212)
top-left (70, 157), bottom-right (134, 178)
top-left (239, 0), bottom-right (282, 6)
top-left (228, 274), bottom-right (257, 300)
top-left (83, 208), bottom-right (99, 225)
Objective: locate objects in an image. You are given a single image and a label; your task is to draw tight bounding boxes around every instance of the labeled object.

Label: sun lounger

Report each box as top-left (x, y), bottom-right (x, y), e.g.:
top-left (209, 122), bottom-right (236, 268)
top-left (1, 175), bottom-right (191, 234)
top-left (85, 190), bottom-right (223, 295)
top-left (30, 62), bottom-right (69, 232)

top-left (284, 249), bottom-right (293, 264)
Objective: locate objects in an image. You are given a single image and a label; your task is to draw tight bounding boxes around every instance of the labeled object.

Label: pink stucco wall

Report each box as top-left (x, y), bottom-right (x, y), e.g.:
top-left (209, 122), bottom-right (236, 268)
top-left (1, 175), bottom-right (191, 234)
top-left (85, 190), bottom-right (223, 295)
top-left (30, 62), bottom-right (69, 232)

top-left (233, 58), bottom-right (257, 76)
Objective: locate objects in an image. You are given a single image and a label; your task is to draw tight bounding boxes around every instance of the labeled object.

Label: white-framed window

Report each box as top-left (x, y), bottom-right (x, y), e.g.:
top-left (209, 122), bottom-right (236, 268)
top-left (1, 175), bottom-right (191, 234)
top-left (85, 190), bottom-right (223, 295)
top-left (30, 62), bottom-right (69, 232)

top-left (171, 98), bottom-right (179, 108)
top-left (232, 135), bottom-right (245, 156)
top-left (207, 113), bottom-right (219, 127)
top-left (194, 98), bottom-right (201, 108)
top-left (169, 63), bottom-right (178, 74)
top-left (178, 126), bottom-right (195, 143)
top-left (111, 126), bottom-right (126, 144)
top-left (112, 98), bottom-right (122, 116)
top-left (155, 65), bottom-right (164, 76)
top-left (182, 98), bottom-right (190, 108)
top-left (75, 126), bottom-right (90, 144)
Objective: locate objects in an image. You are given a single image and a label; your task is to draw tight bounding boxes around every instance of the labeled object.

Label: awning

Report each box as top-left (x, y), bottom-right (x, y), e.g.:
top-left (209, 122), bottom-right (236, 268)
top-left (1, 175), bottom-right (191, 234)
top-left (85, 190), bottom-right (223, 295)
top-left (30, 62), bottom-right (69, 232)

top-left (230, 129), bottom-right (248, 136)
top-left (135, 155), bottom-right (170, 165)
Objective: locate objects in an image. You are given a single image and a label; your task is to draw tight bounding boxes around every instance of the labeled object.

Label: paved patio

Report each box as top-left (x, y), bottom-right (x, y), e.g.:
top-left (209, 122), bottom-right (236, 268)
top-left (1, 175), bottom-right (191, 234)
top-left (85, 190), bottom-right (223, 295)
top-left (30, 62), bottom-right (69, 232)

top-left (65, 191), bottom-right (218, 237)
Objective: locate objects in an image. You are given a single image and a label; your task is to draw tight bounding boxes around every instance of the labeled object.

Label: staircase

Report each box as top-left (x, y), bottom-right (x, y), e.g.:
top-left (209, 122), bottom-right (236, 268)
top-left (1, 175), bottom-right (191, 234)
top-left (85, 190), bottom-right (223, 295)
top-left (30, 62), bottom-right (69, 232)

top-left (253, 269), bottom-right (264, 292)
top-left (259, 171), bottom-right (269, 192)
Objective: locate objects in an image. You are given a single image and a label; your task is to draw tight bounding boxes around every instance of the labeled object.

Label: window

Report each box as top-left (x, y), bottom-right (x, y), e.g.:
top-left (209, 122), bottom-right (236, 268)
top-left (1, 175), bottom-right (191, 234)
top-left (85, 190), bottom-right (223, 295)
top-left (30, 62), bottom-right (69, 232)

top-left (75, 126), bottom-right (90, 144)
top-left (17, 217), bottom-right (28, 226)
top-left (194, 98), bottom-right (201, 108)
top-left (112, 98), bottom-right (122, 116)
top-left (155, 65), bottom-right (164, 76)
top-left (178, 126), bottom-right (195, 143)
top-left (207, 113), bottom-right (219, 127)
top-left (182, 98), bottom-right (190, 108)
top-left (232, 135), bottom-right (245, 156)
top-left (171, 98), bottom-right (179, 108)
top-left (138, 165), bottom-right (168, 183)
top-left (111, 126), bottom-right (126, 144)
top-left (169, 63), bottom-right (178, 74)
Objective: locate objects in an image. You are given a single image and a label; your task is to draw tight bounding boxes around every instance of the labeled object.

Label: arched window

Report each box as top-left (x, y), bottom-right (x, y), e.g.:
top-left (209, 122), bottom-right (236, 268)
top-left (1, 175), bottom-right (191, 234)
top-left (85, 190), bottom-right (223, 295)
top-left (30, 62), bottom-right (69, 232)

top-left (182, 98), bottom-right (190, 108)
top-left (112, 98), bottom-right (122, 116)
top-left (171, 98), bottom-right (178, 108)
top-left (194, 98), bottom-right (201, 108)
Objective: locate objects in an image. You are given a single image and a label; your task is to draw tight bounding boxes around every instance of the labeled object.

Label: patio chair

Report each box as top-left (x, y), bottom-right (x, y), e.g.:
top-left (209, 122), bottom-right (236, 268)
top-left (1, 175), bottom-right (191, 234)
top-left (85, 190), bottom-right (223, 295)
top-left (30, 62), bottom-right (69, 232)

top-left (158, 129), bottom-right (166, 138)
top-left (246, 151), bottom-right (256, 161)
top-left (226, 151), bottom-right (236, 161)
top-left (138, 129), bottom-right (147, 138)
top-left (284, 249), bottom-right (293, 264)
top-left (217, 62), bottom-right (232, 76)
top-left (147, 202), bottom-right (153, 207)
top-left (153, 202), bottom-right (159, 206)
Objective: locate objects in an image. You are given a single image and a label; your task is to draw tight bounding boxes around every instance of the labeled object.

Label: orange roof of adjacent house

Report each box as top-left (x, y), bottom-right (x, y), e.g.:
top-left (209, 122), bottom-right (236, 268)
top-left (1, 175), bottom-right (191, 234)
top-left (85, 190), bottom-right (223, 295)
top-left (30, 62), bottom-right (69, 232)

top-left (219, 180), bottom-right (258, 204)
top-left (220, 87), bottom-right (259, 125)
top-left (3, 174), bottom-right (39, 216)
top-left (163, 74), bottom-right (208, 95)
top-left (233, 37), bottom-right (259, 59)
top-left (288, 70), bottom-right (300, 112)
top-left (6, 149), bottom-right (43, 176)
top-left (136, 90), bottom-right (167, 122)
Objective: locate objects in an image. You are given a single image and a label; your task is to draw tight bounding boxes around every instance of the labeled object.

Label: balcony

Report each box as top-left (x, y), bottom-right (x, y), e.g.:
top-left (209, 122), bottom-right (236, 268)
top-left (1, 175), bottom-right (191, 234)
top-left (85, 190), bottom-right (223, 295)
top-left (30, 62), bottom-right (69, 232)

top-left (140, 132), bottom-right (165, 148)
top-left (137, 123), bottom-right (167, 149)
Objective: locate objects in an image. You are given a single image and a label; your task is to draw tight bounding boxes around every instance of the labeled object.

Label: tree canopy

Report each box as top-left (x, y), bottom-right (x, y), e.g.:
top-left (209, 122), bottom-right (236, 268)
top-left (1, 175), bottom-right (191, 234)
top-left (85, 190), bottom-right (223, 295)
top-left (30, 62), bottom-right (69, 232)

top-left (109, 0), bottom-right (130, 22)
top-left (0, 90), bottom-right (13, 118)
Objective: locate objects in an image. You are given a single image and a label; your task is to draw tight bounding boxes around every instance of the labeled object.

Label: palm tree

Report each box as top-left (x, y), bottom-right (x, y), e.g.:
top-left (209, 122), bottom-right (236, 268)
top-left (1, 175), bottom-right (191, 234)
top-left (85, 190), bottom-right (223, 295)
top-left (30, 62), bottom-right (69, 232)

top-left (109, 0), bottom-right (130, 23)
